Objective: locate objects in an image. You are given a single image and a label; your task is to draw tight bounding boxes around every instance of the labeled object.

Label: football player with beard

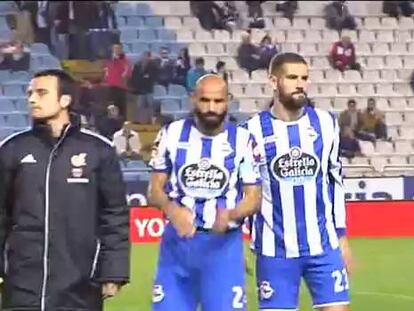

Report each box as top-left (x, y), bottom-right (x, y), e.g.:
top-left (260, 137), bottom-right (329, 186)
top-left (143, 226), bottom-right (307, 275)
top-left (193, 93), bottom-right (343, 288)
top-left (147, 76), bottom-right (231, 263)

top-left (243, 53), bottom-right (353, 311)
top-left (148, 74), bottom-right (262, 311)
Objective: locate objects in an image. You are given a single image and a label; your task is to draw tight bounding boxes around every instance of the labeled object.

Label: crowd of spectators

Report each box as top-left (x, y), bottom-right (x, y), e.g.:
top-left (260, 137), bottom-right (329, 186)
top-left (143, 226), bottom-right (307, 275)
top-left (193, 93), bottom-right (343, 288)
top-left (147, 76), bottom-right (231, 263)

top-left (0, 39), bottom-right (30, 71)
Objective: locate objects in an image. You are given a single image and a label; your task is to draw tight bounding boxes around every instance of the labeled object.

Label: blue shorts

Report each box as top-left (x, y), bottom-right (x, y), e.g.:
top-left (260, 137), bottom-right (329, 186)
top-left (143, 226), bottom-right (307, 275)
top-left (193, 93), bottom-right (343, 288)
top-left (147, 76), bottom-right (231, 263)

top-left (152, 223), bottom-right (246, 311)
top-left (256, 248), bottom-right (350, 310)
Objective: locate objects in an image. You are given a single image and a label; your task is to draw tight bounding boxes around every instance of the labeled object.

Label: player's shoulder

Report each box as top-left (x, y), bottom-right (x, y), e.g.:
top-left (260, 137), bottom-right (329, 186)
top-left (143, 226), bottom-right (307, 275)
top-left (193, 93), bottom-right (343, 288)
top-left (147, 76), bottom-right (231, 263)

top-left (238, 112), bottom-right (263, 130)
top-left (310, 106), bottom-right (337, 125)
top-left (161, 119), bottom-right (186, 135)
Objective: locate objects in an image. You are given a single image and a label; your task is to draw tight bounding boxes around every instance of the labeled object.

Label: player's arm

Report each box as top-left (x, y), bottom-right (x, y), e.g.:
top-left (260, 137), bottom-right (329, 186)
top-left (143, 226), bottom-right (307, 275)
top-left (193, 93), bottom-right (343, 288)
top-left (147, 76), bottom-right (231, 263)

top-left (230, 133), bottom-right (263, 221)
top-left (147, 126), bottom-right (174, 211)
top-left (328, 115), bottom-right (346, 239)
top-left (329, 115), bottom-right (353, 272)
top-left (147, 127), bottom-right (195, 238)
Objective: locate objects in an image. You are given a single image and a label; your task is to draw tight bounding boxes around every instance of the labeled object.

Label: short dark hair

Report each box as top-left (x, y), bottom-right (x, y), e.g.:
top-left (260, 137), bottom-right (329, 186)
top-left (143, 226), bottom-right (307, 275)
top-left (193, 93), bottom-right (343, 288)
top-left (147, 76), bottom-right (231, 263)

top-left (195, 57), bottom-right (205, 66)
top-left (367, 97), bottom-right (375, 103)
top-left (33, 69), bottom-right (78, 106)
top-left (347, 99), bottom-right (356, 105)
top-left (216, 61), bottom-right (225, 71)
top-left (269, 52), bottom-right (307, 75)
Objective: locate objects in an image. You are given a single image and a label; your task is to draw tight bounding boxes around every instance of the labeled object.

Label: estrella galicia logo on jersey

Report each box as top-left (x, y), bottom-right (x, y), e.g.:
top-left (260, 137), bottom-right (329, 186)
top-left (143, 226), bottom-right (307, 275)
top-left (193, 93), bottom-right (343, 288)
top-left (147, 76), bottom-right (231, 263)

top-left (178, 158), bottom-right (229, 199)
top-left (259, 281), bottom-right (274, 300)
top-left (152, 285), bottom-right (165, 303)
top-left (271, 147), bottom-right (320, 185)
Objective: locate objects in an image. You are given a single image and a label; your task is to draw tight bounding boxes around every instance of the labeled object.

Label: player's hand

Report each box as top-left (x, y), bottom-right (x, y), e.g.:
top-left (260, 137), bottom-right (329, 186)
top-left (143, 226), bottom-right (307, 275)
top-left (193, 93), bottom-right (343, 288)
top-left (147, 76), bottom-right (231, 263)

top-left (339, 236), bottom-right (353, 275)
top-left (212, 208), bottom-right (230, 233)
top-left (164, 201), bottom-right (196, 238)
top-left (102, 282), bottom-right (121, 299)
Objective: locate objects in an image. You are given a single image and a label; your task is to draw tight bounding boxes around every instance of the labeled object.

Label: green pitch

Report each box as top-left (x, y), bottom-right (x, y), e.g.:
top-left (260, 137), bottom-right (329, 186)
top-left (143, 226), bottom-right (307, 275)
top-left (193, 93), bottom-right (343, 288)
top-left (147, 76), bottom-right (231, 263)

top-left (105, 239), bottom-right (414, 311)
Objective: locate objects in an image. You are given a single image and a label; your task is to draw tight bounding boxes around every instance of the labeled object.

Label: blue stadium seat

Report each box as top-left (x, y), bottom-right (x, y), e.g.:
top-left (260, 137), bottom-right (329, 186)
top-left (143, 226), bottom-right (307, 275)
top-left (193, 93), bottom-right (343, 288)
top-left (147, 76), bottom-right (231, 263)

top-left (42, 56), bottom-right (61, 69)
top-left (126, 160), bottom-right (148, 169)
top-left (0, 17), bottom-right (8, 30)
top-left (117, 16), bottom-right (127, 27)
top-left (0, 98), bottom-right (15, 112)
top-left (229, 100), bottom-right (240, 112)
top-left (120, 29), bottom-right (138, 42)
top-left (169, 43), bottom-right (187, 55)
top-left (138, 172), bottom-right (151, 181)
top-left (135, 3), bottom-right (153, 16)
top-left (0, 128), bottom-right (15, 140)
top-left (157, 29), bottom-right (176, 42)
top-left (0, 70), bottom-right (11, 81)
top-left (138, 29), bottom-right (157, 42)
top-left (7, 113), bottom-right (29, 127)
top-left (30, 57), bottom-right (42, 70)
top-left (127, 16), bottom-right (144, 27)
top-left (3, 85), bottom-right (23, 97)
top-left (0, 115), bottom-right (8, 126)
top-left (31, 43), bottom-right (49, 54)
top-left (144, 17), bottom-right (163, 28)
top-left (10, 71), bottom-right (32, 81)
top-left (154, 84), bottom-right (167, 98)
top-left (181, 96), bottom-right (191, 110)
top-left (168, 84), bottom-right (187, 97)
top-left (131, 42), bottom-right (150, 54)
top-left (161, 99), bottom-right (181, 114)
top-left (14, 99), bottom-right (28, 112)
top-left (0, 29), bottom-right (11, 40)
top-left (122, 171), bottom-right (141, 182)
top-left (115, 2), bottom-right (137, 16)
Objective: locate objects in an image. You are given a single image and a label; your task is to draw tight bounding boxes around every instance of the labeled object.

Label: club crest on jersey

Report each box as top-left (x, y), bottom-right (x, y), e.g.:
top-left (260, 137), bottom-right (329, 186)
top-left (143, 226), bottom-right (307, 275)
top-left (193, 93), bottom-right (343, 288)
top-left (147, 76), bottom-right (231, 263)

top-left (271, 146), bottom-right (320, 185)
top-left (259, 281), bottom-right (274, 300)
top-left (152, 285), bottom-right (164, 303)
top-left (178, 157), bottom-right (230, 199)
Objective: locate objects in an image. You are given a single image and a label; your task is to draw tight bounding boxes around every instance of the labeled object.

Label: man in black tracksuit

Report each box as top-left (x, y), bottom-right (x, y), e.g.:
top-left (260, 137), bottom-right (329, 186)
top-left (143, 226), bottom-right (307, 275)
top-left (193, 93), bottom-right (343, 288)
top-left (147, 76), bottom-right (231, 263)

top-left (0, 69), bottom-right (129, 311)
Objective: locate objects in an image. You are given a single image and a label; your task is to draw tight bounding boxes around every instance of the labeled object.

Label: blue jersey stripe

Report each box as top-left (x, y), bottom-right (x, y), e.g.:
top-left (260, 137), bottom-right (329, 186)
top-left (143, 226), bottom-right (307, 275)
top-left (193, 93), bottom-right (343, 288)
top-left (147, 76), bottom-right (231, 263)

top-left (306, 107), bottom-right (328, 251)
top-left (260, 111), bottom-right (285, 256)
top-left (194, 137), bottom-right (213, 227)
top-left (175, 119), bottom-right (193, 205)
top-left (287, 123), bottom-right (310, 256)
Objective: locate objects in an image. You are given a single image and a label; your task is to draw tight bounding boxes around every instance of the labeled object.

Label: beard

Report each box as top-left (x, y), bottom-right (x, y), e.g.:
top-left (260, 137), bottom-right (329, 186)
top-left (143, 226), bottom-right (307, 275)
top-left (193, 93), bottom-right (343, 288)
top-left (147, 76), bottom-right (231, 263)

top-left (278, 89), bottom-right (307, 111)
top-left (194, 108), bottom-right (227, 132)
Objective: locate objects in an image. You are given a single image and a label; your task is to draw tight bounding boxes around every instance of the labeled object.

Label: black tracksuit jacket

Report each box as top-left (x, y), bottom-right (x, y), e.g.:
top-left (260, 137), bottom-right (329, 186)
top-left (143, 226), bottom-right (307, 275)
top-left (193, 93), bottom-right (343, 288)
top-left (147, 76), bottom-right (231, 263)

top-left (0, 120), bottom-right (129, 311)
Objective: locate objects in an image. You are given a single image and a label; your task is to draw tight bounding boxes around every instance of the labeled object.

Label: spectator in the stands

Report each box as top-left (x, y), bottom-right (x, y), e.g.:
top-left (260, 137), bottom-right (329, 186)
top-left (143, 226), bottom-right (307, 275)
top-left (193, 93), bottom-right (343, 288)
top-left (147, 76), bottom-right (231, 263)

top-left (339, 99), bottom-right (361, 134)
top-left (155, 46), bottom-right (176, 87)
top-left (129, 51), bottom-right (159, 124)
top-left (212, 61), bottom-right (229, 85)
top-left (246, 1), bottom-right (265, 28)
top-left (104, 43), bottom-right (131, 120)
top-left (96, 104), bottom-right (123, 139)
top-left (259, 34), bottom-right (278, 69)
top-left (186, 57), bottom-right (207, 92)
top-left (358, 98), bottom-right (388, 142)
top-left (340, 126), bottom-right (362, 159)
top-left (11, 8), bottom-right (34, 45)
top-left (95, 1), bottom-right (117, 29)
top-left (113, 121), bottom-right (142, 161)
top-left (237, 31), bottom-right (261, 75)
top-left (383, 1), bottom-right (414, 17)
top-left (324, 1), bottom-right (357, 31)
top-left (275, 1), bottom-right (298, 21)
top-left (174, 47), bottom-right (191, 86)
top-left (20, 1), bottom-right (52, 46)
top-left (51, 1), bottom-right (71, 59)
top-left (190, 1), bottom-right (227, 31)
top-left (0, 40), bottom-right (30, 71)
top-left (329, 36), bottom-right (361, 72)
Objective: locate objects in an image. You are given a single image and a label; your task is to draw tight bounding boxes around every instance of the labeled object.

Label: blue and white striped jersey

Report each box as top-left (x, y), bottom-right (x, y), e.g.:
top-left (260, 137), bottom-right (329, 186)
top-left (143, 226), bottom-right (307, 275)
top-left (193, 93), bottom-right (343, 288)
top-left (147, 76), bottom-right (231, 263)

top-left (149, 118), bottom-right (262, 229)
top-left (244, 106), bottom-right (346, 258)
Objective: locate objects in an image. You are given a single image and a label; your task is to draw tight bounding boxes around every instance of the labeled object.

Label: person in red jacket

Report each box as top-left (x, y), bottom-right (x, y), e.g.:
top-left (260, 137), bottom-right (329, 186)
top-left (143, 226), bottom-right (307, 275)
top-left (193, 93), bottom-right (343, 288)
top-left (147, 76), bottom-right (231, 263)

top-left (104, 43), bottom-right (131, 119)
top-left (329, 36), bottom-right (361, 72)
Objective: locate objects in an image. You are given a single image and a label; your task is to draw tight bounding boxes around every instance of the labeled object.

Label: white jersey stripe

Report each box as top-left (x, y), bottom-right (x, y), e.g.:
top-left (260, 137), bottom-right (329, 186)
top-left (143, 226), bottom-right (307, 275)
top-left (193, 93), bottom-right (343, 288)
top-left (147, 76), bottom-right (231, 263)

top-left (300, 116), bottom-right (323, 256)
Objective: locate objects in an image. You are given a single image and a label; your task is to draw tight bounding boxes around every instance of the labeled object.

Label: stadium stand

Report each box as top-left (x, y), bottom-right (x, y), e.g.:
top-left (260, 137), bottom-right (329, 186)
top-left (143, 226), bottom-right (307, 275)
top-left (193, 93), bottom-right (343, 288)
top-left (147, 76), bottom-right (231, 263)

top-left (0, 1), bottom-right (413, 177)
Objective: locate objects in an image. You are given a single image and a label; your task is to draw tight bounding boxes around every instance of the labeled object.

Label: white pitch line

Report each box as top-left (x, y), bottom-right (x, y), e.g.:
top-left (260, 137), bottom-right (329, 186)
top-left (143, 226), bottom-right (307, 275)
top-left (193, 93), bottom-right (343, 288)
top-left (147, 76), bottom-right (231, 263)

top-left (353, 291), bottom-right (414, 301)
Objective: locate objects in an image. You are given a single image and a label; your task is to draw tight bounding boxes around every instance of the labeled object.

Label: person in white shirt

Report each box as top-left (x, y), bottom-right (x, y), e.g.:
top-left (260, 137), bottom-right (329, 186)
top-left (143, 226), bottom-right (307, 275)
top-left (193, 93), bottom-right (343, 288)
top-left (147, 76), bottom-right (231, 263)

top-left (113, 121), bottom-right (142, 160)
